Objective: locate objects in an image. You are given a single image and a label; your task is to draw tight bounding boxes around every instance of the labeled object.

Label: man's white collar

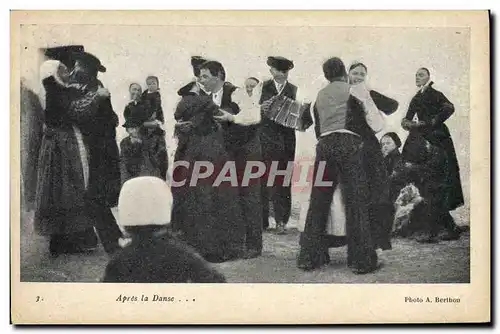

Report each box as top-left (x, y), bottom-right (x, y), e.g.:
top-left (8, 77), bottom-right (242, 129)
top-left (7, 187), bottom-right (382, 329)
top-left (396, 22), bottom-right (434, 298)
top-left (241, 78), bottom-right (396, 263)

top-left (212, 86), bottom-right (224, 96)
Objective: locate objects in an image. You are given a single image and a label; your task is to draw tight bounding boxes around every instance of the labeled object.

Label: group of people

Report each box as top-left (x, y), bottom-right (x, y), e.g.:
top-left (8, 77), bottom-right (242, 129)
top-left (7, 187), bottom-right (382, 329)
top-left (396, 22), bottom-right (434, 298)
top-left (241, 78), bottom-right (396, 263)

top-left (119, 77), bottom-right (167, 184)
top-left (170, 56), bottom-right (305, 263)
top-left (298, 60), bottom-right (465, 273)
top-left (27, 43), bottom-right (466, 282)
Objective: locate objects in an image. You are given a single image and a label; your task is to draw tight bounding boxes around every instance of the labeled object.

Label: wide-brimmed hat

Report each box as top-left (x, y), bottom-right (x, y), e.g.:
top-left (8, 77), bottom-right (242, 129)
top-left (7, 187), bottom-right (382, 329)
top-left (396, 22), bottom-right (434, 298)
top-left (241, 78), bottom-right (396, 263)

top-left (73, 51), bottom-right (107, 72)
top-left (267, 56), bottom-right (294, 72)
top-left (41, 45), bottom-right (85, 69)
top-left (118, 177), bottom-right (173, 227)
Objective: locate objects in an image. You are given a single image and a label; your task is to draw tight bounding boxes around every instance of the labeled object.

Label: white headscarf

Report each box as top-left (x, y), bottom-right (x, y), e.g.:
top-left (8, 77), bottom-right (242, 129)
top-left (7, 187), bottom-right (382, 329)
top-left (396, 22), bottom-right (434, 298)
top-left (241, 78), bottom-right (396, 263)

top-left (39, 60), bottom-right (67, 86)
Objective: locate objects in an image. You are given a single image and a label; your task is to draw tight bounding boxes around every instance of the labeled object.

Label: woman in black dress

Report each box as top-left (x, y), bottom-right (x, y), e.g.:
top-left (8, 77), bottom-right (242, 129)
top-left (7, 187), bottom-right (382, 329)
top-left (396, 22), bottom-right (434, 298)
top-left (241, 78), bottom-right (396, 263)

top-left (347, 62), bottom-right (399, 251)
top-left (171, 84), bottom-right (245, 263)
top-left (34, 60), bottom-right (100, 256)
top-left (401, 67), bottom-right (465, 242)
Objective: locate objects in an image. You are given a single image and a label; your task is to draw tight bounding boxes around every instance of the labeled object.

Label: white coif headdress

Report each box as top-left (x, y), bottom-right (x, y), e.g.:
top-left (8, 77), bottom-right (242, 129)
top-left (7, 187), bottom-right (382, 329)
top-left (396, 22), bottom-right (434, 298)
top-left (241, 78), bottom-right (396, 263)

top-left (118, 177), bottom-right (173, 227)
top-left (39, 59), bottom-right (66, 85)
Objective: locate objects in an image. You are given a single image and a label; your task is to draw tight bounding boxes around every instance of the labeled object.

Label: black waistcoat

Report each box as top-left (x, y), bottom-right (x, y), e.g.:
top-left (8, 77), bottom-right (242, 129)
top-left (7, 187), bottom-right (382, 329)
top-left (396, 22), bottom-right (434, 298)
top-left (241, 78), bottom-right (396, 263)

top-left (259, 80), bottom-right (298, 135)
top-left (259, 80), bottom-right (298, 104)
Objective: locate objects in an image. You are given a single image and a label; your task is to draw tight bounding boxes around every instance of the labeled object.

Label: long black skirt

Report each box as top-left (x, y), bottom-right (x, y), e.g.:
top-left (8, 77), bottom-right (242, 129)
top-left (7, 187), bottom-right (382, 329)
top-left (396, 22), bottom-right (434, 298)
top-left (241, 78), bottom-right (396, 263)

top-left (34, 127), bottom-right (99, 254)
top-left (171, 129), bottom-right (246, 261)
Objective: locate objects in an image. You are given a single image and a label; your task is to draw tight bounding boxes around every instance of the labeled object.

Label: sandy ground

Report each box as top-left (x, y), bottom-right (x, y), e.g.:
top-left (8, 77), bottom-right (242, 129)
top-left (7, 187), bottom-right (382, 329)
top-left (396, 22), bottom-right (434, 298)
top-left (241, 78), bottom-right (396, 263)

top-left (19, 208), bottom-right (470, 284)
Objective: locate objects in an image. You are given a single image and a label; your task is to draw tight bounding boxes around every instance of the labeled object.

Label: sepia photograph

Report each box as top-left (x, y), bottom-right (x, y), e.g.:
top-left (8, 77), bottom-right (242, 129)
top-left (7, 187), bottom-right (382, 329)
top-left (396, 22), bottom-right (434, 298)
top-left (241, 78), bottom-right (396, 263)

top-left (10, 10), bottom-right (490, 324)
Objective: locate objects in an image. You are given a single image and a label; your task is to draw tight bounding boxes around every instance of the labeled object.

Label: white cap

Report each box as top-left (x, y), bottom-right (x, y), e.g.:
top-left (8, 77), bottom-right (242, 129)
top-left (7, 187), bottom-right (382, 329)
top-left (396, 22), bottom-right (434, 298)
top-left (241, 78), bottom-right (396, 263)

top-left (118, 177), bottom-right (173, 227)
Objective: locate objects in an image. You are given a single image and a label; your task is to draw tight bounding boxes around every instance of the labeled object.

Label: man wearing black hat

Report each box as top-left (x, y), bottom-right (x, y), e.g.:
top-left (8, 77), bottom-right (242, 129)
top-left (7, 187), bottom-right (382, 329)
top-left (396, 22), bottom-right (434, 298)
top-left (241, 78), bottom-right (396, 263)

top-left (67, 51), bottom-right (123, 255)
top-left (259, 56), bottom-right (298, 234)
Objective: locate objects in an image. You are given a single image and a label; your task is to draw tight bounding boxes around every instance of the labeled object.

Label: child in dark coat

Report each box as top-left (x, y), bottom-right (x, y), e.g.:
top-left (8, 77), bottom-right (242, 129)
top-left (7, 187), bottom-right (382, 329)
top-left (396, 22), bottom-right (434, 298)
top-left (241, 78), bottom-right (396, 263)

top-left (140, 76), bottom-right (168, 178)
top-left (142, 75), bottom-right (164, 124)
top-left (121, 83), bottom-right (168, 182)
top-left (102, 176), bottom-right (226, 283)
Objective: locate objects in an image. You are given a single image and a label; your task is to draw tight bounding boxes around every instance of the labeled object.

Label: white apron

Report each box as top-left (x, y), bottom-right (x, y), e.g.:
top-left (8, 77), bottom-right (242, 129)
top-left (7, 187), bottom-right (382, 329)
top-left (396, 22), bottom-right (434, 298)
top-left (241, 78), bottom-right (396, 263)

top-left (297, 182), bottom-right (347, 236)
top-left (326, 184), bottom-right (347, 236)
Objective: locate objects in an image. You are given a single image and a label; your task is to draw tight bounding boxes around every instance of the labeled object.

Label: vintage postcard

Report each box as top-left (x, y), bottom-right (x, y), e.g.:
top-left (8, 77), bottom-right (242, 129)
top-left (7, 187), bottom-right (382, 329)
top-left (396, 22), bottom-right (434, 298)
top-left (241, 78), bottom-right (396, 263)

top-left (10, 10), bottom-right (490, 324)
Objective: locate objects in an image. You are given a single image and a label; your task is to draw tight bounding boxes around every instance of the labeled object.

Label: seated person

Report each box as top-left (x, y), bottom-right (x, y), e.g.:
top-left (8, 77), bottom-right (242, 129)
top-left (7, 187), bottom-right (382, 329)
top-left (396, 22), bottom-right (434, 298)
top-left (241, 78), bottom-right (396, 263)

top-left (381, 132), bottom-right (403, 177)
top-left (102, 176), bottom-right (227, 283)
top-left (391, 135), bottom-right (464, 242)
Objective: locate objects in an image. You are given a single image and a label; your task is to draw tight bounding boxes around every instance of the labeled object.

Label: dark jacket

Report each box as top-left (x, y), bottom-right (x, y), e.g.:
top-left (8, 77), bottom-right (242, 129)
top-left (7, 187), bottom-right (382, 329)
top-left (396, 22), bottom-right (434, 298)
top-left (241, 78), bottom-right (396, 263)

top-left (123, 100), bottom-right (147, 123)
top-left (384, 149), bottom-right (403, 177)
top-left (259, 80), bottom-right (298, 134)
top-left (177, 81), bottom-right (205, 97)
top-left (259, 79), bottom-right (298, 105)
top-left (67, 79), bottom-right (121, 207)
top-left (141, 90), bottom-right (164, 123)
top-left (259, 79), bottom-right (299, 163)
top-left (174, 95), bottom-right (220, 136)
top-left (401, 82), bottom-right (464, 210)
top-left (173, 83), bottom-right (218, 165)
top-left (102, 231), bottom-right (226, 283)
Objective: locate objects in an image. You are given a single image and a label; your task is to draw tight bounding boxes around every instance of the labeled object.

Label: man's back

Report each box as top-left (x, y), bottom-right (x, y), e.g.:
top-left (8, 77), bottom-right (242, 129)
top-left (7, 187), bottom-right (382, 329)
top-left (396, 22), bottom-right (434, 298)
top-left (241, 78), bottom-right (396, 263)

top-left (315, 81), bottom-right (351, 136)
